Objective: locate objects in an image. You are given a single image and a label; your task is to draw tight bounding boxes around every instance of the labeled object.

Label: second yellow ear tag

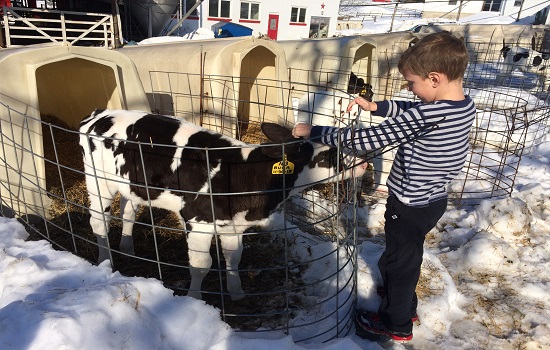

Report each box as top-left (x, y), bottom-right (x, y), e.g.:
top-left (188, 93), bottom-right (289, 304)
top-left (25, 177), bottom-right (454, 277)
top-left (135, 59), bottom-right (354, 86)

top-left (272, 155), bottom-right (294, 174)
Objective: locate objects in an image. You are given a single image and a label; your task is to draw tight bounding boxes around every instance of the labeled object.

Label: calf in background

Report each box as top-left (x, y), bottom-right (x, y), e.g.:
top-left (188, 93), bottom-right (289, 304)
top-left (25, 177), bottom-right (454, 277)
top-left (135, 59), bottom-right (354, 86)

top-left (496, 45), bottom-right (549, 91)
top-left (296, 72), bottom-right (374, 127)
top-left (348, 72), bottom-right (374, 101)
top-left (79, 109), bottom-right (368, 301)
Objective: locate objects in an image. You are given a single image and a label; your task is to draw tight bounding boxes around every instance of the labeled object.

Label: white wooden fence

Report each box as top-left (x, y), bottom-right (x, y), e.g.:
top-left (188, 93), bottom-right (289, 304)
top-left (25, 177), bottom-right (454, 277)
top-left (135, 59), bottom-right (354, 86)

top-left (1, 6), bottom-right (121, 48)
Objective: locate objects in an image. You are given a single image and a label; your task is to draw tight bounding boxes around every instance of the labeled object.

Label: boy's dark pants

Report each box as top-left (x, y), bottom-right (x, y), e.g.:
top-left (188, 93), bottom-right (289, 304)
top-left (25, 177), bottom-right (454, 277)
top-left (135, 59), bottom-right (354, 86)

top-left (378, 194), bottom-right (447, 333)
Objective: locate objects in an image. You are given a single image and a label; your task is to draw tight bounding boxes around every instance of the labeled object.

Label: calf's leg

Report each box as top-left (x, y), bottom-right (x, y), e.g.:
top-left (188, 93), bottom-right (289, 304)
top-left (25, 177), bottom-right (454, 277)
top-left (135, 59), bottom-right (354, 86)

top-left (88, 190), bottom-right (115, 264)
top-left (119, 196), bottom-right (138, 256)
top-left (219, 234), bottom-right (245, 301)
top-left (186, 231), bottom-right (214, 300)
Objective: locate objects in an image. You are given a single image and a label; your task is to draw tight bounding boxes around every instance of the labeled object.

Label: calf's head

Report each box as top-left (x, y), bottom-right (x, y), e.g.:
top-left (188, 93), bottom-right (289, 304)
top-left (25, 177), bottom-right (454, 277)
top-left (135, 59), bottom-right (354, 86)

top-left (260, 123), bottom-right (368, 195)
top-left (348, 72), bottom-right (374, 101)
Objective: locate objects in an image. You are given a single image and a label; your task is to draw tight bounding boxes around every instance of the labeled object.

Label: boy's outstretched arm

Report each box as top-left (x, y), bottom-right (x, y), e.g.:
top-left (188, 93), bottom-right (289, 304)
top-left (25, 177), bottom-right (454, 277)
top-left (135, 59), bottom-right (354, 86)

top-left (347, 96), bottom-right (378, 113)
top-left (294, 96), bottom-right (378, 139)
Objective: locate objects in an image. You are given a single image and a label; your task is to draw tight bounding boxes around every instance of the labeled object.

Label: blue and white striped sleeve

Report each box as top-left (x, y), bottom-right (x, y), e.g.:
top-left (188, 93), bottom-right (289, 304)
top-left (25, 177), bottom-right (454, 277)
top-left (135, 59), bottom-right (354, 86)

top-left (375, 100), bottom-right (422, 118)
top-left (310, 109), bottom-right (426, 152)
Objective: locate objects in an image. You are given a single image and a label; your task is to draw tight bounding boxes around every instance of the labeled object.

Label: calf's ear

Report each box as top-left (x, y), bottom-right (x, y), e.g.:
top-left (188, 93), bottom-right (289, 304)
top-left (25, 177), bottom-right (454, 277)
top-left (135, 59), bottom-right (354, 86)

top-left (261, 122), bottom-right (292, 142)
top-left (260, 123), bottom-right (301, 159)
top-left (501, 46), bottom-right (510, 58)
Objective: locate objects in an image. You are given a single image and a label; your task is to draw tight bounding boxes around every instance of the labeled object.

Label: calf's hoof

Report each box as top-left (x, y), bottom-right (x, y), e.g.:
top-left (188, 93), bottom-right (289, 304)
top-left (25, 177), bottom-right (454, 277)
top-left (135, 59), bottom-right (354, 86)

top-left (95, 235), bottom-right (111, 264)
top-left (119, 235), bottom-right (136, 256)
top-left (187, 290), bottom-right (202, 300)
top-left (230, 292), bottom-right (246, 301)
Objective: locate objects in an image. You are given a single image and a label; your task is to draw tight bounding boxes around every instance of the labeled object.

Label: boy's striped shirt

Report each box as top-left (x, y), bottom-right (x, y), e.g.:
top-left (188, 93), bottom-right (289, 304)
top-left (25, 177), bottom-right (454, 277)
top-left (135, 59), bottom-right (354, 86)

top-left (309, 97), bottom-right (476, 206)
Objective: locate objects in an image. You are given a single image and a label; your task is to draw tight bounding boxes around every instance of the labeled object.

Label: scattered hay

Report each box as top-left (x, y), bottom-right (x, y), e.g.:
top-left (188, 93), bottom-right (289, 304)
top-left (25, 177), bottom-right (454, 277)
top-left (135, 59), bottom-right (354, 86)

top-left (48, 180), bottom-right (89, 217)
top-left (474, 293), bottom-right (524, 338)
top-left (416, 259), bottom-right (445, 299)
top-left (239, 122), bottom-right (267, 144)
top-left (455, 269), bottom-right (527, 338)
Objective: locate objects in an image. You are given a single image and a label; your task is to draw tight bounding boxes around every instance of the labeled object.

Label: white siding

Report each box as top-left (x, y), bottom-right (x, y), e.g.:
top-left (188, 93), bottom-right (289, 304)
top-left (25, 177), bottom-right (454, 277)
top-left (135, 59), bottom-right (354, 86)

top-left (175, 0), bottom-right (341, 40)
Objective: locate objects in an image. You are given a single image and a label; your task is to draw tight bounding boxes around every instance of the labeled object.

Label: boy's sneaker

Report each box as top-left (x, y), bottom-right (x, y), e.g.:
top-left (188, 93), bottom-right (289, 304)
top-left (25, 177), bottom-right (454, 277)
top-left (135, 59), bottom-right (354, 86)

top-left (355, 310), bottom-right (413, 343)
top-left (376, 286), bottom-right (420, 324)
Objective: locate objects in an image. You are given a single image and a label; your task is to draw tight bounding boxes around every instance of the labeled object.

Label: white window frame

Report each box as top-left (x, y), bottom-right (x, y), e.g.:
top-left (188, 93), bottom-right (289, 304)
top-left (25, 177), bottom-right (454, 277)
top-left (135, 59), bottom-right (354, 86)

top-left (240, 1), bottom-right (260, 20)
top-left (482, 0), bottom-right (502, 12)
top-left (290, 7), bottom-right (307, 23)
top-left (209, 0), bottom-right (231, 18)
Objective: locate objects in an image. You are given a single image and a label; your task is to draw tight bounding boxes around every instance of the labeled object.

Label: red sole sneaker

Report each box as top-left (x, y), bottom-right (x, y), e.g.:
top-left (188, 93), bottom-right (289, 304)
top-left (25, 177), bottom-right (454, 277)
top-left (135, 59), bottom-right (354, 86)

top-left (355, 311), bottom-right (413, 343)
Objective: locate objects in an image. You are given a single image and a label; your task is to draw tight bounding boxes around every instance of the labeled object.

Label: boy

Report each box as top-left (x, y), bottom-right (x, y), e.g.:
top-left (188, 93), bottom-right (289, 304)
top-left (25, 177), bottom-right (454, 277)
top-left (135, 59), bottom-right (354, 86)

top-left (292, 31), bottom-right (475, 343)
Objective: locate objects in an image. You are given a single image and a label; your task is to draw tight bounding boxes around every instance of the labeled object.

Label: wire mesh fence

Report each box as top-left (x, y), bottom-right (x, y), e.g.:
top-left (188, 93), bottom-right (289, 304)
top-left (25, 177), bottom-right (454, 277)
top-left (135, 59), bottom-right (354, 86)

top-left (0, 83), bottom-right (366, 342)
top-left (457, 38), bottom-right (549, 206)
top-left (1, 30), bottom-right (549, 344)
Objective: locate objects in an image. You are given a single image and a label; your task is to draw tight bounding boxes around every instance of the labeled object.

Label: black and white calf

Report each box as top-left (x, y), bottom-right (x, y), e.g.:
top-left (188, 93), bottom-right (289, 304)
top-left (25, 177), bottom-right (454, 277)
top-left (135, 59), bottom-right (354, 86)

top-left (496, 45), bottom-right (549, 91)
top-left (79, 109), bottom-right (367, 300)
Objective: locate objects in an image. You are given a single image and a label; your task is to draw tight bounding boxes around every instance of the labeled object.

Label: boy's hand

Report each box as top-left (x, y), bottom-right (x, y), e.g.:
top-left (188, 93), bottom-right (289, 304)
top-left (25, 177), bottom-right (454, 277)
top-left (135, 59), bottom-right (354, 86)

top-left (347, 97), bottom-right (377, 113)
top-left (292, 123), bottom-right (313, 138)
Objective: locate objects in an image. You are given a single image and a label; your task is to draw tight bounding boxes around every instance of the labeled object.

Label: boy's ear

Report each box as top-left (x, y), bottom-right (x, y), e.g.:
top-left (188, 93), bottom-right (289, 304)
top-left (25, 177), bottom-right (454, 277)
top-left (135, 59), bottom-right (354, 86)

top-left (428, 72), bottom-right (442, 87)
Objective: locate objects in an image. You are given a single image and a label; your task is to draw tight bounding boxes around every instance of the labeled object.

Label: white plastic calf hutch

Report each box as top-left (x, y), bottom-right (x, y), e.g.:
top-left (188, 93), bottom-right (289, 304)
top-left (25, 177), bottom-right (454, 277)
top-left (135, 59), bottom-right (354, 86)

top-left (118, 37), bottom-right (292, 139)
top-left (277, 32), bottom-right (421, 99)
top-left (0, 43), bottom-right (151, 220)
top-left (277, 36), bottom-right (378, 96)
top-left (278, 33), bottom-right (421, 193)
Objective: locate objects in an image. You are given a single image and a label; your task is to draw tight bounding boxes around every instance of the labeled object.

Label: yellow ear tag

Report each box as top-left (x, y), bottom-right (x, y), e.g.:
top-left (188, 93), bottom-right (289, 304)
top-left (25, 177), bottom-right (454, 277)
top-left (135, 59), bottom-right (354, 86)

top-left (272, 155), bottom-right (295, 175)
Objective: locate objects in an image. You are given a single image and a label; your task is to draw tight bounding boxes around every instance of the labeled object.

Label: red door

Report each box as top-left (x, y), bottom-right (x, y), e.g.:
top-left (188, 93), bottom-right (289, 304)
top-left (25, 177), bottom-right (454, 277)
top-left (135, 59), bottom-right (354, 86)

top-left (267, 14), bottom-right (279, 40)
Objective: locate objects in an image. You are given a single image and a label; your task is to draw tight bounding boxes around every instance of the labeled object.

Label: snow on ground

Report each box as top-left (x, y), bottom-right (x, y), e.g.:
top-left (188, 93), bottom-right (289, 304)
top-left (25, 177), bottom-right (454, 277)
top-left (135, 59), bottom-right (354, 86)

top-left (336, 3), bottom-right (538, 36)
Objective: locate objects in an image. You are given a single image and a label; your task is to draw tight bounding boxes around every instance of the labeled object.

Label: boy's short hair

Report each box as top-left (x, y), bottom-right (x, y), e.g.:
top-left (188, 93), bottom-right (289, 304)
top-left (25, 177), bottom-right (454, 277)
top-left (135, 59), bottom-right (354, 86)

top-left (398, 31), bottom-right (469, 81)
